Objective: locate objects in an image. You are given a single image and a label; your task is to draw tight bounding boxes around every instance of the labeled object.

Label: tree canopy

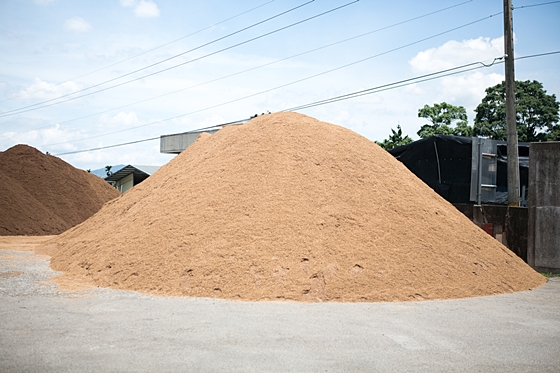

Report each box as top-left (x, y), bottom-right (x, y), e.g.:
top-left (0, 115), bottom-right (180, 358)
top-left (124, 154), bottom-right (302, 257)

top-left (417, 102), bottom-right (472, 138)
top-left (376, 125), bottom-right (412, 150)
top-left (376, 79), bottom-right (559, 153)
top-left (474, 80), bottom-right (560, 142)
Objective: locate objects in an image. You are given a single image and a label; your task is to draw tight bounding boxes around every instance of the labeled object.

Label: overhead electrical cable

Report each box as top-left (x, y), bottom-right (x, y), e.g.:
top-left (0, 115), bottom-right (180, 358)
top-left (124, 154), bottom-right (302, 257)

top-left (22, 0), bottom-right (474, 133)
top-left (45, 0), bottom-right (474, 128)
top-left (54, 137), bottom-right (160, 156)
top-left (51, 50), bottom-right (558, 156)
top-left (9, 0), bottom-right (555, 121)
top-left (0, 0), bottom-right (318, 116)
top-left (47, 61), bottom-right (492, 150)
top-left (281, 53), bottom-right (560, 112)
top-left (14, 0), bottom-right (557, 110)
top-left (1, 0), bottom-right (360, 118)
top-left (48, 64), bottom-right (496, 155)
top-left (53, 118), bottom-right (249, 156)
top-left (6, 0), bottom-right (554, 110)
top-left (42, 9), bottom-right (500, 147)
top-left (514, 0), bottom-right (560, 9)
top-left (515, 50), bottom-right (560, 59)
top-left (0, 0), bottom-right (277, 103)
top-left (283, 64), bottom-right (501, 111)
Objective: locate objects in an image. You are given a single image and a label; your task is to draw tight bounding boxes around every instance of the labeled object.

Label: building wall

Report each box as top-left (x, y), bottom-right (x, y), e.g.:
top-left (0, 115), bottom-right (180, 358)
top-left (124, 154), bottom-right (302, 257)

top-left (160, 130), bottom-right (219, 154)
top-left (528, 142), bottom-right (560, 273)
top-left (115, 173), bottom-right (134, 193)
top-left (454, 204), bottom-right (528, 262)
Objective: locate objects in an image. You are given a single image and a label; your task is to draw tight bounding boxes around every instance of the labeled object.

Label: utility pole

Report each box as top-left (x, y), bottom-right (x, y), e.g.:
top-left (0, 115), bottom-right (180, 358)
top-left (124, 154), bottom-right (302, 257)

top-left (504, 0), bottom-right (520, 206)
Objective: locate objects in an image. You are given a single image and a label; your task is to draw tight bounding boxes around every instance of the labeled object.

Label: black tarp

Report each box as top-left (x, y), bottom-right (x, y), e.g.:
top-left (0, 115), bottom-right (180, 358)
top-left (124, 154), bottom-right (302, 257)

top-left (388, 135), bottom-right (529, 204)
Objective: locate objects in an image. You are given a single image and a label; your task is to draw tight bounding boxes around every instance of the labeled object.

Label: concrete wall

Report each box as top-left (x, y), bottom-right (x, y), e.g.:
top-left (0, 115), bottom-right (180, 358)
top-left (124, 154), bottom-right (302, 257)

top-left (528, 142), bottom-right (560, 273)
top-left (454, 204), bottom-right (528, 262)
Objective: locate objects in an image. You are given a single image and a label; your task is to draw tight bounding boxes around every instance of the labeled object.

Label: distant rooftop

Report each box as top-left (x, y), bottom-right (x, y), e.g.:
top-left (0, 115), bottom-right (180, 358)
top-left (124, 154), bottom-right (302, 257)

top-left (90, 164), bottom-right (126, 178)
top-left (104, 165), bottom-right (161, 183)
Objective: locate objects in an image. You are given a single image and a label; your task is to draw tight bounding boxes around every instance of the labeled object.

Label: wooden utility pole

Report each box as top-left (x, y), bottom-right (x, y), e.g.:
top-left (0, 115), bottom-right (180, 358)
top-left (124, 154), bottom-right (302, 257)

top-left (504, 0), bottom-right (520, 206)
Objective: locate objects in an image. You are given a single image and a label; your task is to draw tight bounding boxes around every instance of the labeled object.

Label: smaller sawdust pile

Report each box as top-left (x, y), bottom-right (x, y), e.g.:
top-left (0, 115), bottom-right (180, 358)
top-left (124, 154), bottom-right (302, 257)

top-left (45, 113), bottom-right (545, 302)
top-left (0, 144), bottom-right (120, 235)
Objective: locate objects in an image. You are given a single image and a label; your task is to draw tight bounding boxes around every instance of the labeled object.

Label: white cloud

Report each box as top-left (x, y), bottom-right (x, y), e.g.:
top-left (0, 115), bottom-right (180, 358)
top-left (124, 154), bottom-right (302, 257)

top-left (100, 111), bottom-right (142, 127)
top-left (407, 36), bottom-right (508, 122)
top-left (168, 111), bottom-right (219, 131)
top-left (121, 0), bottom-right (160, 18)
top-left (439, 71), bottom-right (504, 107)
top-left (1, 124), bottom-right (81, 153)
top-left (134, 1), bottom-right (160, 18)
top-left (409, 36), bottom-right (504, 73)
top-left (334, 110), bottom-right (351, 123)
top-left (64, 17), bottom-right (92, 33)
top-left (17, 77), bottom-right (82, 100)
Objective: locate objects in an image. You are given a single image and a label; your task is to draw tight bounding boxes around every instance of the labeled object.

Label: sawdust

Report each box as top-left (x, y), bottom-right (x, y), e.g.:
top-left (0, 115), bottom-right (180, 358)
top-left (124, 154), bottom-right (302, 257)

top-left (0, 145), bottom-right (120, 235)
top-left (43, 112), bottom-right (545, 302)
top-left (0, 235), bottom-right (55, 252)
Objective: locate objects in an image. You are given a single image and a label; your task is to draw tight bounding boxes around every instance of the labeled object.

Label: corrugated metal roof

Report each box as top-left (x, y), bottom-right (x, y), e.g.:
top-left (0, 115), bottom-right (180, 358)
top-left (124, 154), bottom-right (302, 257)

top-left (90, 164), bottom-right (126, 178)
top-left (132, 165), bottom-right (161, 175)
top-left (104, 164), bottom-right (160, 182)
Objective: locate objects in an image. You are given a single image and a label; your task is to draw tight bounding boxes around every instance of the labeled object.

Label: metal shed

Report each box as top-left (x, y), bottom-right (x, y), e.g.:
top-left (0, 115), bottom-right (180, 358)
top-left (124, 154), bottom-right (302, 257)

top-left (160, 129), bottom-right (220, 154)
top-left (389, 135), bottom-right (529, 205)
top-left (159, 119), bottom-right (249, 154)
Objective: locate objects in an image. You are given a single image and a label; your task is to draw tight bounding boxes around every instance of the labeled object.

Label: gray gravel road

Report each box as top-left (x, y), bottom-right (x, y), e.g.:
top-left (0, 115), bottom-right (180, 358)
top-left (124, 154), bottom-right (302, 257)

top-left (1, 249), bottom-right (559, 373)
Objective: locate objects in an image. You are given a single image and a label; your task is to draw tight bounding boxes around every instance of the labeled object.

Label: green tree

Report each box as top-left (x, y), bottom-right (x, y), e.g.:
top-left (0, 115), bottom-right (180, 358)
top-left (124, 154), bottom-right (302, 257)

top-left (105, 165), bottom-right (113, 176)
top-left (376, 125), bottom-right (413, 150)
top-left (417, 102), bottom-right (472, 138)
top-left (474, 80), bottom-right (560, 142)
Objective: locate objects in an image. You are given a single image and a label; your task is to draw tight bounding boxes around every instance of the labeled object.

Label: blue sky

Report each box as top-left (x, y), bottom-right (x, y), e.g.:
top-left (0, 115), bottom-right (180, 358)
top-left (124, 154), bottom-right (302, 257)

top-left (1, 0), bottom-right (559, 170)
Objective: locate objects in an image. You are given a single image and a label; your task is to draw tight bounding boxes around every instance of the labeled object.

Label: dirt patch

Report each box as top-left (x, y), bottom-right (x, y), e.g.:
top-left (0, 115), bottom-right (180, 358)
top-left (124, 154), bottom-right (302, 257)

top-left (44, 112), bottom-right (546, 302)
top-left (0, 271), bottom-right (22, 277)
top-left (0, 235), bottom-right (94, 293)
top-left (0, 145), bottom-right (120, 236)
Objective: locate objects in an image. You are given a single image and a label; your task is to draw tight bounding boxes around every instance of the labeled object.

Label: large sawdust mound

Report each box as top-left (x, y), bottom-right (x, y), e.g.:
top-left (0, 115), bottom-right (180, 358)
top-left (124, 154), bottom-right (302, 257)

top-left (47, 113), bottom-right (545, 302)
top-left (0, 144), bottom-right (120, 236)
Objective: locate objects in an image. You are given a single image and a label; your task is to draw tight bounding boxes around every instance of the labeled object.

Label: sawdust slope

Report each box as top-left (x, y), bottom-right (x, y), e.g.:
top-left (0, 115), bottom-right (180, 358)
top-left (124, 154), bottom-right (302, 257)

top-left (48, 113), bottom-right (545, 301)
top-left (0, 144), bottom-right (120, 235)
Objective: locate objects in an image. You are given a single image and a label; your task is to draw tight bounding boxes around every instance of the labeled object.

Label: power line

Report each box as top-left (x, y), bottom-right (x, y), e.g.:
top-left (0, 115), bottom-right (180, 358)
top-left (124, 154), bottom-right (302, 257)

top-left (50, 63), bottom-right (493, 156)
top-left (42, 9), bottom-right (498, 148)
top-left (2, 1), bottom-right (361, 119)
top-left (8, 0), bottom-right (552, 121)
top-left (283, 51), bottom-right (560, 111)
top-left (0, 0), bottom-right (317, 116)
top-left (284, 64), bottom-right (498, 111)
top-left (0, 0), bottom-right (360, 117)
top-left (3, 0), bottom-right (554, 123)
top-left (515, 50), bottom-right (560, 59)
top-left (53, 118), bottom-right (249, 156)
top-left (54, 137), bottom-right (160, 156)
top-left (51, 50), bottom-right (559, 156)
top-left (0, 0), bottom-right (277, 104)
top-left (514, 0), bottom-right (560, 9)
top-left (23, 0), bottom-right (475, 133)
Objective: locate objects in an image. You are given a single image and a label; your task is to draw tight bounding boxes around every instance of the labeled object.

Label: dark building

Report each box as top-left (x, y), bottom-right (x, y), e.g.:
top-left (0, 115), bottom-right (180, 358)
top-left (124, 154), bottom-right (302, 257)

top-left (389, 135), bottom-right (529, 205)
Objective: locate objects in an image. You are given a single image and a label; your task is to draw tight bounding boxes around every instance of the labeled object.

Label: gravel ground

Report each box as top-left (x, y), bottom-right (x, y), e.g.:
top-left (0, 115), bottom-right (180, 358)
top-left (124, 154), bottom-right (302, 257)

top-left (1, 249), bottom-right (559, 373)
